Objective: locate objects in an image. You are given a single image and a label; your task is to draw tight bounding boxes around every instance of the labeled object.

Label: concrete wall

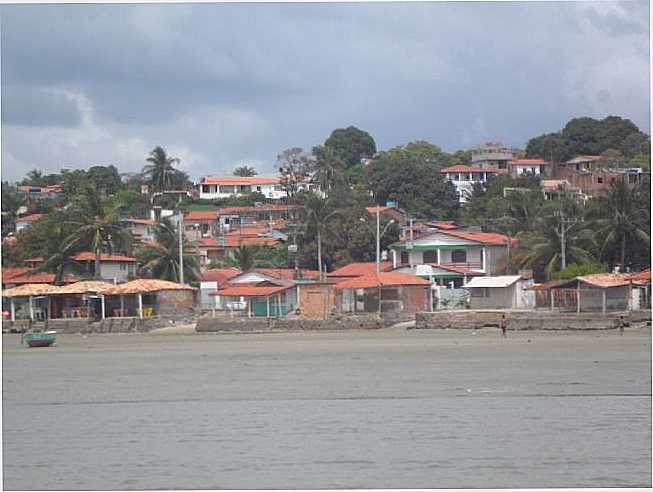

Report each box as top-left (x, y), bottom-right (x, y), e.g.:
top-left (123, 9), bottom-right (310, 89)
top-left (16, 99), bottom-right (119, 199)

top-left (469, 285), bottom-right (516, 309)
top-left (196, 313), bottom-right (384, 332)
top-left (99, 262), bottom-right (133, 283)
top-left (4, 316), bottom-right (172, 334)
top-left (415, 310), bottom-right (631, 330)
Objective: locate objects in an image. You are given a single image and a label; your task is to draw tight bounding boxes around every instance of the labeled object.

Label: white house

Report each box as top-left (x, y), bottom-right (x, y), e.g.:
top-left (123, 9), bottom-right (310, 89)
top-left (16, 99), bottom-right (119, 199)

top-left (509, 158), bottom-right (550, 176)
top-left (464, 275), bottom-right (534, 309)
top-left (120, 218), bottom-right (156, 243)
top-left (440, 165), bottom-right (499, 203)
top-left (15, 213), bottom-right (43, 232)
top-left (198, 176), bottom-right (286, 200)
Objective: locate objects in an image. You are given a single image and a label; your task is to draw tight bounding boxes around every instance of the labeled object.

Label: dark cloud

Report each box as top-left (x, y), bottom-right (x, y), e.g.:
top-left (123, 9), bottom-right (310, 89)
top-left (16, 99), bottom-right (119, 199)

top-left (0, 2), bottom-right (649, 181)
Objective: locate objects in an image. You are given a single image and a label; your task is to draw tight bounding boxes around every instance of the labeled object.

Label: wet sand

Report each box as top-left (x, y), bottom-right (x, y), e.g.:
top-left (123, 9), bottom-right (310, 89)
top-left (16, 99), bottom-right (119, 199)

top-left (3, 326), bottom-right (651, 489)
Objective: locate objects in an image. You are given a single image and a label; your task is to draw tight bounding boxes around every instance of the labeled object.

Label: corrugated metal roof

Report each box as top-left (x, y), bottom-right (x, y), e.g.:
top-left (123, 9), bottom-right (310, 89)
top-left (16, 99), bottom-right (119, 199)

top-left (2, 284), bottom-right (62, 297)
top-left (464, 275), bottom-right (522, 288)
top-left (103, 279), bottom-right (196, 295)
top-left (335, 272), bottom-right (430, 290)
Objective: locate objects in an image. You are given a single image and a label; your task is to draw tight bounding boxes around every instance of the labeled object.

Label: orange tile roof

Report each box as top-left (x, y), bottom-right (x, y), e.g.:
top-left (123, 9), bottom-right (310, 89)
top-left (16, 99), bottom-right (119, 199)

top-left (16, 213), bottom-right (44, 222)
top-left (2, 283), bottom-right (62, 297)
top-left (255, 268), bottom-right (321, 280)
top-left (335, 272), bottom-right (430, 290)
top-left (441, 165), bottom-right (500, 173)
top-left (436, 263), bottom-right (486, 275)
top-left (366, 206), bottom-right (393, 214)
top-left (2, 267), bottom-right (33, 282)
top-left (201, 176), bottom-right (281, 185)
top-left (216, 205), bottom-right (296, 215)
top-left (184, 210), bottom-right (219, 221)
top-left (210, 284), bottom-right (293, 297)
top-left (200, 268), bottom-right (242, 283)
top-left (440, 229), bottom-right (516, 246)
top-left (198, 236), bottom-right (280, 248)
top-left (578, 273), bottom-right (631, 288)
top-left (5, 273), bottom-right (79, 285)
top-left (510, 159), bottom-right (549, 165)
top-left (628, 268), bottom-right (651, 283)
top-left (103, 279), bottom-right (196, 295)
top-left (328, 262), bottom-right (393, 277)
top-left (54, 281), bottom-right (115, 294)
top-left (126, 218), bottom-right (155, 225)
top-left (71, 252), bottom-right (137, 262)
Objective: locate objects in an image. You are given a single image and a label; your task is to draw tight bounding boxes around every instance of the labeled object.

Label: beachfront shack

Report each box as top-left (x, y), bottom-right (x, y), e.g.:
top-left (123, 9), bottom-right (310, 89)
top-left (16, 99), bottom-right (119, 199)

top-left (49, 281), bottom-right (115, 319)
top-left (335, 272), bottom-right (430, 314)
top-left (2, 283), bottom-right (61, 321)
top-left (210, 283), bottom-right (296, 317)
top-left (102, 279), bottom-right (197, 319)
top-left (538, 273), bottom-right (632, 313)
top-left (464, 275), bottom-right (535, 309)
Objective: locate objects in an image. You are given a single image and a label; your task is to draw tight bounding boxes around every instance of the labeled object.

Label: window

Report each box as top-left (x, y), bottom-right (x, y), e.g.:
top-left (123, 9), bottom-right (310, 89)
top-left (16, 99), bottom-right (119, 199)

top-left (120, 263), bottom-right (127, 271)
top-left (400, 251), bottom-right (409, 264)
top-left (274, 185), bottom-right (284, 191)
top-left (471, 287), bottom-right (489, 297)
top-left (423, 250), bottom-right (438, 263)
top-left (597, 177), bottom-right (603, 184)
top-left (256, 186), bottom-right (262, 192)
top-left (220, 185), bottom-right (235, 193)
top-left (451, 249), bottom-right (467, 263)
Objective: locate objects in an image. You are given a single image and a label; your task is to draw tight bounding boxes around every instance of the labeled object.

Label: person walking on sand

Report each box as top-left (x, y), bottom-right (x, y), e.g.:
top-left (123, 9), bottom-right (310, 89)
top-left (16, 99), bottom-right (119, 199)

top-left (617, 315), bottom-right (625, 336)
top-left (500, 314), bottom-right (508, 338)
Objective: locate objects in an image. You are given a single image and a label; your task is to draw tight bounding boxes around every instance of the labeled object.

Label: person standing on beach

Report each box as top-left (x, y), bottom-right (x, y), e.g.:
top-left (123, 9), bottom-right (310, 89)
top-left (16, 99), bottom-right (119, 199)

top-left (617, 315), bottom-right (625, 336)
top-left (500, 314), bottom-right (508, 338)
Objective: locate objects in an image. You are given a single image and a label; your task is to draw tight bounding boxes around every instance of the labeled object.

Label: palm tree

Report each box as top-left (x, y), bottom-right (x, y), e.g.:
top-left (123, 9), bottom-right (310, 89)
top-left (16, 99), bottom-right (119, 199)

top-left (312, 145), bottom-right (345, 198)
top-left (516, 202), bottom-right (596, 280)
top-left (65, 186), bottom-right (132, 279)
top-left (137, 218), bottom-right (199, 282)
top-left (34, 223), bottom-right (88, 284)
top-left (301, 193), bottom-right (340, 279)
top-left (591, 180), bottom-right (650, 270)
top-left (233, 166), bottom-right (258, 177)
top-left (142, 146), bottom-right (180, 193)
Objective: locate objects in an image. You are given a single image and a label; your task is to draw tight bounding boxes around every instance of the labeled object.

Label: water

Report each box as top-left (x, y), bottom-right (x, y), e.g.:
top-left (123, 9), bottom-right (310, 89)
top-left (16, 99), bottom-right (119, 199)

top-left (3, 329), bottom-right (651, 489)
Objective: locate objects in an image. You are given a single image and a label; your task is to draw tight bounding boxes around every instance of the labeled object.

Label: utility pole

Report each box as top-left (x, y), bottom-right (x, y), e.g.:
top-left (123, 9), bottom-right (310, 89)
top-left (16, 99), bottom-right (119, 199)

top-left (178, 196), bottom-right (184, 284)
top-left (553, 209), bottom-right (580, 270)
top-left (376, 208), bottom-right (381, 273)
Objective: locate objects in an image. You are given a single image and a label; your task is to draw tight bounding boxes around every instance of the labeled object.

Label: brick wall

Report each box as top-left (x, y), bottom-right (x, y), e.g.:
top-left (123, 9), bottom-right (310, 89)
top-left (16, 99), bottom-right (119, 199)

top-left (299, 284), bottom-right (336, 319)
top-left (401, 286), bottom-right (429, 313)
top-left (155, 289), bottom-right (198, 319)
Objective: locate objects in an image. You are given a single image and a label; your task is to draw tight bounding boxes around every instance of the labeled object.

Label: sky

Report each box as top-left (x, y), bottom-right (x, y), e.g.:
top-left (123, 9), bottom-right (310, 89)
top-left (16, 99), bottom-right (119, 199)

top-left (1, 1), bottom-right (650, 182)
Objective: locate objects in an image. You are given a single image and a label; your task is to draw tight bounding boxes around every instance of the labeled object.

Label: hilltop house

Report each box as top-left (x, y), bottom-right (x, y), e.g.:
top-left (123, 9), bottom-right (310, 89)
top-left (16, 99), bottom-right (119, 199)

top-left (509, 158), bottom-right (550, 177)
top-left (15, 213), bottom-right (43, 232)
top-left (471, 141), bottom-right (521, 170)
top-left (197, 176), bottom-right (286, 200)
top-left (440, 165), bottom-right (500, 203)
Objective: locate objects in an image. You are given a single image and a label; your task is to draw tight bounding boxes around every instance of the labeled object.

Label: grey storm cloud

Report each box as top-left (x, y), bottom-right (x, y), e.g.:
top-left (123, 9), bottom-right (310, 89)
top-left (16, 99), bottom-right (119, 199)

top-left (0, 1), bottom-right (650, 181)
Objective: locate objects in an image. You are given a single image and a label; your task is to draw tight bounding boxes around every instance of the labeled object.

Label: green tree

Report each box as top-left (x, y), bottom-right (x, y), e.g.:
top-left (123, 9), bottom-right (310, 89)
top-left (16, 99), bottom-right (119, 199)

top-left (551, 262), bottom-right (609, 281)
top-left (33, 221), bottom-right (88, 284)
top-left (233, 166), bottom-right (258, 177)
top-left (1, 184), bottom-right (25, 236)
top-left (324, 126), bottom-right (376, 169)
top-left (143, 146), bottom-right (181, 193)
top-left (277, 147), bottom-right (313, 200)
top-left (590, 180), bottom-right (650, 270)
top-left (311, 145), bottom-right (346, 198)
top-left (137, 218), bottom-right (199, 282)
top-left (86, 165), bottom-right (123, 196)
top-left (365, 149), bottom-right (459, 218)
top-left (300, 193), bottom-right (341, 278)
top-left (65, 186), bottom-right (132, 278)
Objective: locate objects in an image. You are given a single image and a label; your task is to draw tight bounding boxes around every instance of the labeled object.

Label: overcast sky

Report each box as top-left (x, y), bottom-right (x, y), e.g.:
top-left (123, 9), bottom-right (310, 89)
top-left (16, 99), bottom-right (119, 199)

top-left (1, 1), bottom-right (650, 182)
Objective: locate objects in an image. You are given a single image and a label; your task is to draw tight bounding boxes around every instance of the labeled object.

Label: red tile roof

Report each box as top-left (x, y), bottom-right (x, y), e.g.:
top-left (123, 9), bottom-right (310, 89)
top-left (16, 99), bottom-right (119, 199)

top-left (440, 229), bottom-right (516, 246)
top-left (210, 284), bottom-right (293, 297)
top-left (628, 268), bottom-right (651, 283)
top-left (255, 268), bottom-right (321, 280)
top-left (335, 272), bottom-right (430, 290)
top-left (184, 210), bottom-right (219, 221)
top-left (510, 159), bottom-right (549, 165)
top-left (327, 262), bottom-right (393, 278)
top-left (103, 279), bottom-right (196, 295)
top-left (198, 236), bottom-right (280, 248)
top-left (199, 268), bottom-right (242, 283)
top-left (71, 252), bottom-right (137, 262)
top-left (441, 165), bottom-right (500, 173)
top-left (578, 273), bottom-right (631, 288)
top-left (126, 218), bottom-right (155, 225)
top-left (436, 263), bottom-right (486, 275)
top-left (16, 213), bottom-right (44, 222)
top-left (201, 176), bottom-right (281, 185)
top-left (2, 267), bottom-right (33, 282)
top-left (216, 205), bottom-right (296, 215)
top-left (2, 269), bottom-right (79, 285)
top-left (366, 206), bottom-right (393, 214)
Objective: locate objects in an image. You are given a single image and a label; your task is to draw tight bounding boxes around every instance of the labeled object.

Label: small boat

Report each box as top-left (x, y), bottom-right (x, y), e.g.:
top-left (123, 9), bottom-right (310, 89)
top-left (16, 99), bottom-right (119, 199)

top-left (22, 330), bottom-right (57, 348)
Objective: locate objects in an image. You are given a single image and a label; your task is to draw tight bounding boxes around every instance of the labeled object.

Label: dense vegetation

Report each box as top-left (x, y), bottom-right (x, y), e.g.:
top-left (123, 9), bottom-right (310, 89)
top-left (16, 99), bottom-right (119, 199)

top-left (1, 116), bottom-right (650, 283)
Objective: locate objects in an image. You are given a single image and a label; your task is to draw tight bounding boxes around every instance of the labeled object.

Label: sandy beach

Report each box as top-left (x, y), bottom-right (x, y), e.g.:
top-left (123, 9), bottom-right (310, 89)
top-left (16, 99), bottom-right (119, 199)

top-left (3, 325), bottom-right (651, 489)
